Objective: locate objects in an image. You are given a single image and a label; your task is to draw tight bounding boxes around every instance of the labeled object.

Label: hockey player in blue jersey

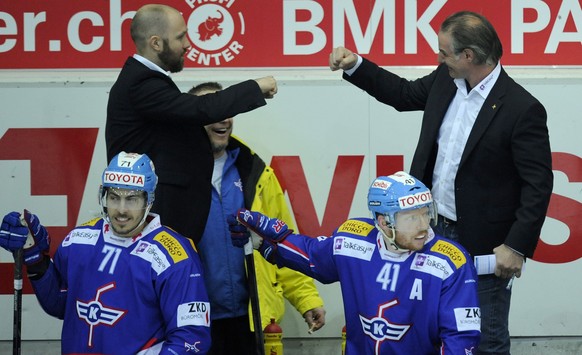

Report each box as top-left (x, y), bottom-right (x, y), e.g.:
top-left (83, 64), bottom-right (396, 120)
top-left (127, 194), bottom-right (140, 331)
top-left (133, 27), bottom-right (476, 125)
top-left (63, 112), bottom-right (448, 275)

top-left (0, 152), bottom-right (211, 354)
top-left (230, 172), bottom-right (481, 354)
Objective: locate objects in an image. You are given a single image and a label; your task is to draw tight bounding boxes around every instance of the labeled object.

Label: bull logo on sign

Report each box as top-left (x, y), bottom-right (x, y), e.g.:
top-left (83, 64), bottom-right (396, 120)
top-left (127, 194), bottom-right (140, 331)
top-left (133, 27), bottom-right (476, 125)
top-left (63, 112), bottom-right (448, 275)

top-left (198, 10), bottom-right (224, 41)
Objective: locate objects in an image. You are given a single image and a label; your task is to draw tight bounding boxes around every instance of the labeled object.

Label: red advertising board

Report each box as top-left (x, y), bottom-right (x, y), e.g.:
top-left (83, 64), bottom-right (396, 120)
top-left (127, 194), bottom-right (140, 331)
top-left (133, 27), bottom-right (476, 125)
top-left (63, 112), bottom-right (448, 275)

top-left (0, 0), bottom-right (581, 69)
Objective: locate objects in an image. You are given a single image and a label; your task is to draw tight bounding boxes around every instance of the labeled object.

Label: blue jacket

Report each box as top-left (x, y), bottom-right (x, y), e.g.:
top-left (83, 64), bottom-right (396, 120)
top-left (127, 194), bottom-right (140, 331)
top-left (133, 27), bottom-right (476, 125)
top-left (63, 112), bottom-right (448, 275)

top-left (198, 147), bottom-right (248, 320)
top-left (198, 136), bottom-right (324, 328)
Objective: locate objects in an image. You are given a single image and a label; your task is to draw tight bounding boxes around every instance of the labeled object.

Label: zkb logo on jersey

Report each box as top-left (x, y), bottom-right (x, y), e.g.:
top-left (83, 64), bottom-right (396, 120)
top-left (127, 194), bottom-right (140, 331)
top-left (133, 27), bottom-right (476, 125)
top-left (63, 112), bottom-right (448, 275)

top-left (76, 283), bottom-right (126, 347)
top-left (184, 0), bottom-right (245, 66)
top-left (359, 299), bottom-right (411, 352)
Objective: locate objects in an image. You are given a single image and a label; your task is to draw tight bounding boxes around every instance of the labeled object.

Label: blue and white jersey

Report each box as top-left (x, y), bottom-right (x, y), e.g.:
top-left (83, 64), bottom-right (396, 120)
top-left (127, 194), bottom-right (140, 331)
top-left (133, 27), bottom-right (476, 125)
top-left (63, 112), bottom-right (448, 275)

top-left (274, 217), bottom-right (480, 355)
top-left (31, 214), bottom-right (211, 355)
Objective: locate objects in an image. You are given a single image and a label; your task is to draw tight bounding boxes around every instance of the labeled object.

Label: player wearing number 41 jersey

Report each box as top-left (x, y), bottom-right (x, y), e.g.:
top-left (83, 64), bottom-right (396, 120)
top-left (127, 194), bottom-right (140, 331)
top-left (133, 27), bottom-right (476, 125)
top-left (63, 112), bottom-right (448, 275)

top-left (0, 152), bottom-right (211, 354)
top-left (230, 172), bottom-right (480, 354)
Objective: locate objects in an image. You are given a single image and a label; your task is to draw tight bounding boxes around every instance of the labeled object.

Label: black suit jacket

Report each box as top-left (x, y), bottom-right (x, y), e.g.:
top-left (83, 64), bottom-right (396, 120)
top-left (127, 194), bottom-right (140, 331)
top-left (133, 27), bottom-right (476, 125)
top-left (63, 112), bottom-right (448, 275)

top-left (106, 57), bottom-right (266, 243)
top-left (345, 59), bottom-right (553, 257)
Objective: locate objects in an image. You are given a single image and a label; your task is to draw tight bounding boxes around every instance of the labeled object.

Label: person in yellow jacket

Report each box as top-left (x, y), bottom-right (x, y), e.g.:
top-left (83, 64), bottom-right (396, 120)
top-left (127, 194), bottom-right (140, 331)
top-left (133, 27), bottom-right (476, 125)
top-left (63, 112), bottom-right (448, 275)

top-left (189, 82), bottom-right (326, 354)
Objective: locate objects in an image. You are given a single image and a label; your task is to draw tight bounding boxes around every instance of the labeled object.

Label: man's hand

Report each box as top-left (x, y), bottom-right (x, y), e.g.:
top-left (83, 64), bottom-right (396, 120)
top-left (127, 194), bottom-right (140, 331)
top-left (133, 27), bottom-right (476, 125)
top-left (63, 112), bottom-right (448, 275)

top-left (303, 307), bottom-right (326, 334)
top-left (0, 210), bottom-right (50, 265)
top-left (493, 244), bottom-right (524, 279)
top-left (227, 214), bottom-right (250, 248)
top-left (329, 46), bottom-right (357, 71)
top-left (254, 76), bottom-right (277, 99)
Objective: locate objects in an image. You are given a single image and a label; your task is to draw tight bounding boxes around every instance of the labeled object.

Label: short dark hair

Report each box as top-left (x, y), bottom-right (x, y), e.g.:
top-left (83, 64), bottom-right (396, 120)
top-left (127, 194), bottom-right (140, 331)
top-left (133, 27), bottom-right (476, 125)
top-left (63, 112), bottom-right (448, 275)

top-left (188, 82), bottom-right (223, 95)
top-left (441, 11), bottom-right (503, 65)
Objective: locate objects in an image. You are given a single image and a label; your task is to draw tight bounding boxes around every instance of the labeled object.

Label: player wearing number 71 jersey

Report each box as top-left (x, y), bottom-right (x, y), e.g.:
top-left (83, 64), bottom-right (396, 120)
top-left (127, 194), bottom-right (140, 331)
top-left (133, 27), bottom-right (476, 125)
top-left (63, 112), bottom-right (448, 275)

top-left (231, 172), bottom-right (481, 354)
top-left (0, 152), bottom-right (211, 354)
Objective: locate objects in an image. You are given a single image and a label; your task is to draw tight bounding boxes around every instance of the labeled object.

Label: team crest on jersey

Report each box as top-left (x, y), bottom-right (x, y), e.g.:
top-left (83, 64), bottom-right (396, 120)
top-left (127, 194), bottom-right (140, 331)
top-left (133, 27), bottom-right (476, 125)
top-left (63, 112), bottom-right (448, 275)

top-left (76, 283), bottom-right (126, 347)
top-left (183, 0), bottom-right (245, 66)
top-left (359, 299), bottom-right (411, 351)
top-left (337, 220), bottom-right (374, 237)
top-left (430, 240), bottom-right (466, 268)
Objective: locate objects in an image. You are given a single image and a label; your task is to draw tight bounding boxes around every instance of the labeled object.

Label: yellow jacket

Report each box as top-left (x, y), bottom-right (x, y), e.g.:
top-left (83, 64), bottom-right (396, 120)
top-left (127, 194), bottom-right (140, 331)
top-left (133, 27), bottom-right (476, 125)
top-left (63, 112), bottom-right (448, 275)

top-left (230, 136), bottom-right (324, 330)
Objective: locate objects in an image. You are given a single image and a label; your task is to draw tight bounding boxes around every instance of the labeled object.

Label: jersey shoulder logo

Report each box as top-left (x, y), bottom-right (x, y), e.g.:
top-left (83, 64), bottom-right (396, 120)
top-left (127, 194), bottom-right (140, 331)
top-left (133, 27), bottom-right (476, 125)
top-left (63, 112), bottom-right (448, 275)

top-left (337, 219), bottom-right (374, 237)
top-left (430, 240), bottom-right (467, 268)
top-left (154, 232), bottom-right (188, 263)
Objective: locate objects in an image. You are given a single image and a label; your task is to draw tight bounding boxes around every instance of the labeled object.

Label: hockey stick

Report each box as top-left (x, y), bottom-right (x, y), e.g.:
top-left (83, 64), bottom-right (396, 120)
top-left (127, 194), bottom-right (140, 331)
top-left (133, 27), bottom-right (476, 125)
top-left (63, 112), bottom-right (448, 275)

top-left (13, 213), bottom-right (34, 355)
top-left (244, 239), bottom-right (265, 355)
top-left (13, 247), bottom-right (23, 355)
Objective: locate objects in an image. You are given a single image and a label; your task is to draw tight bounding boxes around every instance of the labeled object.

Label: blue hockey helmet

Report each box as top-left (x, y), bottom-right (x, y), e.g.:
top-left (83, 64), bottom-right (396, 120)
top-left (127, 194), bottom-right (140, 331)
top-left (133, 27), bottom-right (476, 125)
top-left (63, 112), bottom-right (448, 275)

top-left (367, 172), bottom-right (436, 228)
top-left (101, 152), bottom-right (158, 205)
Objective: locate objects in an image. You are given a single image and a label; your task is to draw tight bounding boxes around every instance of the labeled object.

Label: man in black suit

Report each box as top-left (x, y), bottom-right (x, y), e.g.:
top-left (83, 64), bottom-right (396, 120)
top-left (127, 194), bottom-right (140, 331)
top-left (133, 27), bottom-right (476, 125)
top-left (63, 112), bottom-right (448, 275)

top-left (106, 4), bottom-right (277, 244)
top-left (329, 11), bottom-right (553, 355)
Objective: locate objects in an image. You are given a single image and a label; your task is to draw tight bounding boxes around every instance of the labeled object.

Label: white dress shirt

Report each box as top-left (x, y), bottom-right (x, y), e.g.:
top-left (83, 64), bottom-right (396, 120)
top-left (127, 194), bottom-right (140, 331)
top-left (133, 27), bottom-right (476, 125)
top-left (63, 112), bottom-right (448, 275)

top-left (432, 64), bottom-right (501, 220)
top-left (133, 54), bottom-right (169, 76)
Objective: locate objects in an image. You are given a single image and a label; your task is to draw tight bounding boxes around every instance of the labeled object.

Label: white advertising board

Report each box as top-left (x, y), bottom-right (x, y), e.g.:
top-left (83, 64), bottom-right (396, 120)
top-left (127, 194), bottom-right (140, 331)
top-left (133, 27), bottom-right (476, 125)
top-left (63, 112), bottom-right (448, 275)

top-left (0, 67), bottom-right (581, 340)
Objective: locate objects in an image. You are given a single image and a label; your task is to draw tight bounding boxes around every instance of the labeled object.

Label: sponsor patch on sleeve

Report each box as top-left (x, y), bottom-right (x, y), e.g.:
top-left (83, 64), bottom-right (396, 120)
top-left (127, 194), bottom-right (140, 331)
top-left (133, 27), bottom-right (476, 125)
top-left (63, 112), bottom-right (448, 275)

top-left (454, 307), bottom-right (481, 332)
top-left (177, 301), bottom-right (211, 327)
top-left (154, 232), bottom-right (188, 263)
top-left (430, 240), bottom-right (466, 268)
top-left (337, 220), bottom-right (374, 237)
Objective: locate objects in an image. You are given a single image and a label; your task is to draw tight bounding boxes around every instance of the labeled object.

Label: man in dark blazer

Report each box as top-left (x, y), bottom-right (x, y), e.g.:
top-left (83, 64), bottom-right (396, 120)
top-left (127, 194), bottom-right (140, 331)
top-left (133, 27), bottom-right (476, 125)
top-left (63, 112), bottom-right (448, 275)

top-left (329, 11), bottom-right (553, 355)
top-left (106, 4), bottom-right (277, 244)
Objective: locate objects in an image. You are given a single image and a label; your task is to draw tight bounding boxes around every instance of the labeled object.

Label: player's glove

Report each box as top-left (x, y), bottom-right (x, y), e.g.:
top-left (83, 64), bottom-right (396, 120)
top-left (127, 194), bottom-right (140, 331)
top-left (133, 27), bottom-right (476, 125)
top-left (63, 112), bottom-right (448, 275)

top-left (227, 214), bottom-right (272, 259)
top-left (0, 212), bottom-right (29, 252)
top-left (231, 209), bottom-right (293, 263)
top-left (235, 209), bottom-right (293, 242)
top-left (0, 210), bottom-right (50, 266)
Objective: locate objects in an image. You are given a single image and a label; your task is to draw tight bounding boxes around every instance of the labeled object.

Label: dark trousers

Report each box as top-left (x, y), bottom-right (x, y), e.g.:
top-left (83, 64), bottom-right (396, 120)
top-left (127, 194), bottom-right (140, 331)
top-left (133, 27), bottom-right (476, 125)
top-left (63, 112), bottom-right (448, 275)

top-left (208, 315), bottom-right (257, 355)
top-left (433, 216), bottom-right (512, 355)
